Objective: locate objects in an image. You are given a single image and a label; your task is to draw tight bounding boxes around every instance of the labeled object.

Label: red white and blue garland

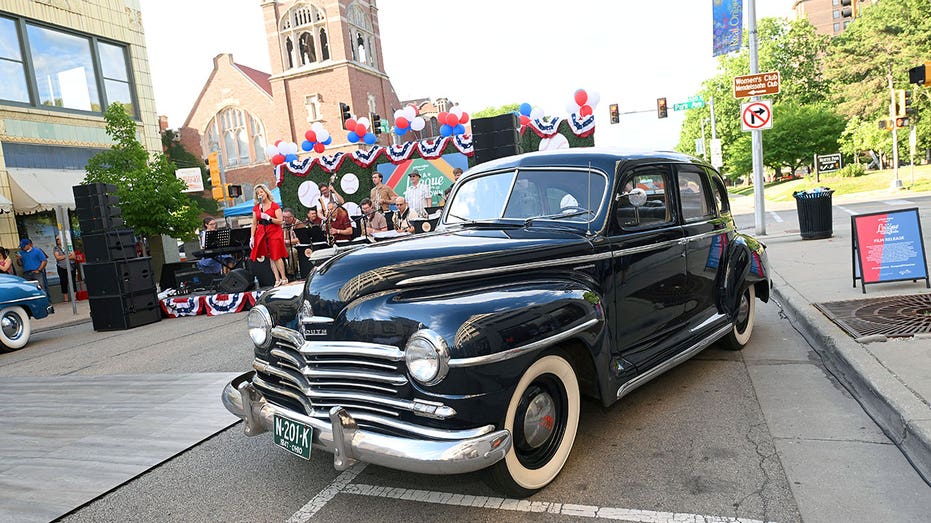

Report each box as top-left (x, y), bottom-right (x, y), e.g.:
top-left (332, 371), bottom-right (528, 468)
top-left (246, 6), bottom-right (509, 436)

top-left (204, 292), bottom-right (253, 316)
top-left (158, 290), bottom-right (263, 318)
top-left (275, 136), bottom-right (476, 185)
top-left (160, 296), bottom-right (204, 318)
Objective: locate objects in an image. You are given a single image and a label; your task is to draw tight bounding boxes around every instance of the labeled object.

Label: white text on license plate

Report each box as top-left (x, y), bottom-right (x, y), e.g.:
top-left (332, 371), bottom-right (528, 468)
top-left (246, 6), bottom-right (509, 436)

top-left (273, 414), bottom-right (312, 459)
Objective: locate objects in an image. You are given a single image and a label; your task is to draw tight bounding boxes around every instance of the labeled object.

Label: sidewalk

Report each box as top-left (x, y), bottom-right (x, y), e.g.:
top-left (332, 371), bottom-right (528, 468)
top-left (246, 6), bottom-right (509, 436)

top-left (32, 298), bottom-right (91, 333)
top-left (739, 190), bottom-right (931, 484)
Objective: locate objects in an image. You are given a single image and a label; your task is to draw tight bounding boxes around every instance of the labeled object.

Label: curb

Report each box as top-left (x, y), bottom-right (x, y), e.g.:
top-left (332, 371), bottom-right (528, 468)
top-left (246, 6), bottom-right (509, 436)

top-left (770, 269), bottom-right (931, 484)
top-left (34, 317), bottom-right (92, 334)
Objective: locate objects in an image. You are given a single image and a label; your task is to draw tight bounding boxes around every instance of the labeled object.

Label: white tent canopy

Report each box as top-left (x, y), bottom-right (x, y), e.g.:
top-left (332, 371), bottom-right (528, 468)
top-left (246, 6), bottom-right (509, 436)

top-left (6, 168), bottom-right (85, 215)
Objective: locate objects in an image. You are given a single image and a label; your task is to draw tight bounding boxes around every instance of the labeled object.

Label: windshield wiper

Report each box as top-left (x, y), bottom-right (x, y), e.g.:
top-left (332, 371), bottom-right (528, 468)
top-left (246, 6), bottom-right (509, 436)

top-left (523, 209), bottom-right (593, 228)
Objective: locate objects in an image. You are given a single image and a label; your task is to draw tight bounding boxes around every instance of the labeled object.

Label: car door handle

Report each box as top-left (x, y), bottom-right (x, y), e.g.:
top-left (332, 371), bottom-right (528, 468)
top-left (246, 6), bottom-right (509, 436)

top-left (677, 238), bottom-right (688, 245)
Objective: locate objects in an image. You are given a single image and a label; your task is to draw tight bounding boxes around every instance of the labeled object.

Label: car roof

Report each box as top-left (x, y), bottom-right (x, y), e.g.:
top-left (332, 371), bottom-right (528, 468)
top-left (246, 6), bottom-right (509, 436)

top-left (465, 147), bottom-right (707, 176)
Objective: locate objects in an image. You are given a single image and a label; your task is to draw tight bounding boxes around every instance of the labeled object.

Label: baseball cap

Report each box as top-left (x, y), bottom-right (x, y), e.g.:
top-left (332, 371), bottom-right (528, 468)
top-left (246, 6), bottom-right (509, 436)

top-left (19, 238), bottom-right (31, 249)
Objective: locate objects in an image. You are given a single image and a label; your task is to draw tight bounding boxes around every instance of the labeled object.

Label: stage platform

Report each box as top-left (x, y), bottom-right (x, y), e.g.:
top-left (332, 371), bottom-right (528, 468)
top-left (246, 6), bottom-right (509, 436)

top-left (158, 280), bottom-right (303, 318)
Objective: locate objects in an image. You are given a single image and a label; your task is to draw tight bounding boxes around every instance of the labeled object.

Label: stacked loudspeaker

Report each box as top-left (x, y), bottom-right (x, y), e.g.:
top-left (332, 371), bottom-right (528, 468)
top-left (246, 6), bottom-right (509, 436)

top-left (73, 183), bottom-right (161, 331)
top-left (471, 113), bottom-right (522, 165)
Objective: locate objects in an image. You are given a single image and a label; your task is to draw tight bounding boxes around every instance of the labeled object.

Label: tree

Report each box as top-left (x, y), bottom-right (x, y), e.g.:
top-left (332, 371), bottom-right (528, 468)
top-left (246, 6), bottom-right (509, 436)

top-left (762, 103), bottom-right (846, 175)
top-left (676, 17), bottom-right (831, 180)
top-left (473, 103), bottom-right (520, 119)
top-left (161, 129), bottom-right (219, 215)
top-left (84, 104), bottom-right (201, 241)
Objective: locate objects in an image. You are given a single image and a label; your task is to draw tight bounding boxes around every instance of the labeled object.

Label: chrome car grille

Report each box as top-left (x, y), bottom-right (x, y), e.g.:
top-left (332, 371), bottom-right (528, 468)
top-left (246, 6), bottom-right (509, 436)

top-left (251, 328), bottom-right (457, 436)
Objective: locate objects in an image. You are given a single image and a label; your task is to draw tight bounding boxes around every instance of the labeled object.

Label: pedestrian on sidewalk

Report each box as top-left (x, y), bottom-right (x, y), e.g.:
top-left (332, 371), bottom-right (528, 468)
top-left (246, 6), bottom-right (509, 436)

top-left (16, 238), bottom-right (49, 297)
top-left (53, 237), bottom-right (76, 302)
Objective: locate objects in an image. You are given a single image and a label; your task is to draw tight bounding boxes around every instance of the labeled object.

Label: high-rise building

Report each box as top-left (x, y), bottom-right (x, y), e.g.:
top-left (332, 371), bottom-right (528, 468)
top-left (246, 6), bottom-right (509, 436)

top-left (792, 0), bottom-right (877, 36)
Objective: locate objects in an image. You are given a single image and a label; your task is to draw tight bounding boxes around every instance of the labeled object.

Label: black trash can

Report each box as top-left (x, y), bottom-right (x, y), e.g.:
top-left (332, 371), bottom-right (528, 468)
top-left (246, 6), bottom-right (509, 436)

top-left (793, 188), bottom-right (834, 239)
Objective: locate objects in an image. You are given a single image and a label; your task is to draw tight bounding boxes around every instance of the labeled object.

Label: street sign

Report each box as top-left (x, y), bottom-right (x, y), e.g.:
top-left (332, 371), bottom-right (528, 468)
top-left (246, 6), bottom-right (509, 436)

top-left (741, 100), bottom-right (773, 131)
top-left (817, 153), bottom-right (842, 173)
top-left (175, 168), bottom-right (204, 192)
top-left (695, 138), bottom-right (705, 156)
top-left (710, 138), bottom-right (723, 168)
top-left (673, 100), bottom-right (706, 111)
top-left (733, 71), bottom-right (780, 98)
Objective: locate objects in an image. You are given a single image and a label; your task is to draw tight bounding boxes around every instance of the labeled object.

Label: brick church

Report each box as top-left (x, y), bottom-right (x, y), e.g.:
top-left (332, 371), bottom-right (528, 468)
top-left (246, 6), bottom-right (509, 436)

top-left (179, 0), bottom-right (405, 192)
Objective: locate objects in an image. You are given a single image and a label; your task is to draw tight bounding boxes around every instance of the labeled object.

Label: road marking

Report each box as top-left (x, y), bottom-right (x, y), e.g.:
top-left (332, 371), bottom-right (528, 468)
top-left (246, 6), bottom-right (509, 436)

top-left (286, 463), bottom-right (367, 522)
top-left (341, 483), bottom-right (775, 523)
top-left (835, 205), bottom-right (857, 215)
top-left (768, 211), bottom-right (783, 223)
top-left (882, 199), bottom-right (914, 205)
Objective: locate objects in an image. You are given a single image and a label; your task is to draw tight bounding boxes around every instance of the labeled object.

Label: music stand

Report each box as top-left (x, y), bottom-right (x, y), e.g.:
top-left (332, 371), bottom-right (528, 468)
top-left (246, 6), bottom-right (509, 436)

top-left (295, 226), bottom-right (326, 245)
top-left (203, 228), bottom-right (231, 249)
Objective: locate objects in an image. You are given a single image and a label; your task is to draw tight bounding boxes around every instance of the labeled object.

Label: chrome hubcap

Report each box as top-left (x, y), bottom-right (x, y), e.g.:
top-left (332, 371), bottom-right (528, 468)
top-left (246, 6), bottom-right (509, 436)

top-left (1, 313), bottom-right (23, 340)
top-left (736, 291), bottom-right (750, 325)
top-left (522, 391), bottom-right (556, 448)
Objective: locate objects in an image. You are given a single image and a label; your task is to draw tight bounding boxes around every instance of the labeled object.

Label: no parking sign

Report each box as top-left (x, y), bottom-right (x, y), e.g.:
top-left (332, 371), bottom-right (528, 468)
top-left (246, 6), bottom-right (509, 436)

top-left (741, 100), bottom-right (773, 131)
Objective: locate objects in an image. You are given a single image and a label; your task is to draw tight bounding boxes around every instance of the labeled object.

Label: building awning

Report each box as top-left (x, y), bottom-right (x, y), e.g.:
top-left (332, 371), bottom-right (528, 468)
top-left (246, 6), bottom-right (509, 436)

top-left (6, 168), bottom-right (86, 215)
top-left (0, 192), bottom-right (11, 214)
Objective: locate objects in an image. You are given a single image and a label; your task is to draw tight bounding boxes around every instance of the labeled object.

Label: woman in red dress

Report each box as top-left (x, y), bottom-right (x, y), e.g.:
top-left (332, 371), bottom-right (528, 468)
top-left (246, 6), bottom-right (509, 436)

top-left (249, 184), bottom-right (288, 286)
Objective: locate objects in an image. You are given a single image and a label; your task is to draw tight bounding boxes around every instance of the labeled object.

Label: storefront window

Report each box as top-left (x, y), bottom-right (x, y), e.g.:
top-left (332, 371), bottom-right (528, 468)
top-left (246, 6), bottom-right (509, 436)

top-left (26, 23), bottom-right (101, 111)
top-left (0, 17), bottom-right (29, 103)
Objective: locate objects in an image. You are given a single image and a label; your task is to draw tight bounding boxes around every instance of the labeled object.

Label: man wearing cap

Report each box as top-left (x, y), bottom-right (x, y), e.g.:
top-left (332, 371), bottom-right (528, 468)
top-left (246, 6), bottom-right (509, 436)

top-left (17, 238), bottom-right (49, 297)
top-left (404, 172), bottom-right (432, 218)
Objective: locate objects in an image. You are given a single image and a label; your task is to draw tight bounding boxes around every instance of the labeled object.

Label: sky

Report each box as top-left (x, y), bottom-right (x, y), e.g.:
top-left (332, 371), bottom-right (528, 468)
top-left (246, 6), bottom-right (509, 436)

top-left (138, 0), bottom-right (793, 151)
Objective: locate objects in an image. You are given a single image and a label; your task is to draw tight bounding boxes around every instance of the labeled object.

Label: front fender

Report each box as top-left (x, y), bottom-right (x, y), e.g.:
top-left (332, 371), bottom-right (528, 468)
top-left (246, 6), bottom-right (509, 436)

top-left (255, 283), bottom-right (304, 330)
top-left (715, 233), bottom-right (770, 318)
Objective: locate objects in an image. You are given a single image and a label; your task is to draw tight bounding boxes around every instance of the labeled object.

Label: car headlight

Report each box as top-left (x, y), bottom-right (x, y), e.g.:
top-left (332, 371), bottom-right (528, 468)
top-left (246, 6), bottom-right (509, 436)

top-left (405, 329), bottom-right (450, 386)
top-left (247, 305), bottom-right (273, 349)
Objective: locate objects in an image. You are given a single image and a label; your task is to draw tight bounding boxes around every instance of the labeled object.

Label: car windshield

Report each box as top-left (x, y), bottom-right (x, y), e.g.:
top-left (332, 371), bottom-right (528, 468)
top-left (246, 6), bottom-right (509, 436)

top-left (445, 169), bottom-right (608, 225)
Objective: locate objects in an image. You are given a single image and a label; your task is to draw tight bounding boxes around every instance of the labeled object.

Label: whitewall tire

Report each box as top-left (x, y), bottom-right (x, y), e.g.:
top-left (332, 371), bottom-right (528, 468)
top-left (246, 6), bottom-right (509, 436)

top-left (485, 353), bottom-right (580, 497)
top-left (722, 285), bottom-right (755, 350)
top-left (0, 306), bottom-right (31, 350)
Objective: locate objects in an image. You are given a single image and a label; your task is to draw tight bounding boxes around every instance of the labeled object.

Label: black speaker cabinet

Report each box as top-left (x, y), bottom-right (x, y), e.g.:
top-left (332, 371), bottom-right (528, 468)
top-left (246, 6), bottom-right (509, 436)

top-left (83, 258), bottom-right (154, 297)
top-left (74, 193), bottom-right (120, 211)
top-left (217, 268), bottom-right (253, 293)
top-left (82, 229), bottom-right (137, 263)
top-left (88, 290), bottom-right (161, 331)
top-left (247, 258), bottom-right (276, 287)
top-left (473, 144), bottom-right (523, 165)
top-left (75, 202), bottom-right (122, 222)
top-left (470, 113), bottom-right (519, 134)
top-left (73, 183), bottom-right (118, 199)
top-left (159, 262), bottom-right (197, 290)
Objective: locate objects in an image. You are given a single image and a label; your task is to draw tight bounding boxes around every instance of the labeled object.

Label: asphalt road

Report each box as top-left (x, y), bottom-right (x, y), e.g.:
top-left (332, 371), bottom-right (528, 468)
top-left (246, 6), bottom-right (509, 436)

top-left (2, 196), bottom-right (930, 522)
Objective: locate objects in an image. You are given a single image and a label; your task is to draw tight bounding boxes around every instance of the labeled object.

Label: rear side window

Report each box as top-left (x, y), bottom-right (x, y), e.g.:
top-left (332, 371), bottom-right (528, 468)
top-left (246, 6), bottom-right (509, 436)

top-left (614, 165), bottom-right (674, 231)
top-left (676, 167), bottom-right (714, 223)
top-left (708, 171), bottom-right (730, 214)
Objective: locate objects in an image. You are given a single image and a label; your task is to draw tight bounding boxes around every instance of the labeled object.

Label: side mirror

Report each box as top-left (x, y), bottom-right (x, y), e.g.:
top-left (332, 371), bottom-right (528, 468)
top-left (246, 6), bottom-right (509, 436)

top-left (624, 187), bottom-right (648, 207)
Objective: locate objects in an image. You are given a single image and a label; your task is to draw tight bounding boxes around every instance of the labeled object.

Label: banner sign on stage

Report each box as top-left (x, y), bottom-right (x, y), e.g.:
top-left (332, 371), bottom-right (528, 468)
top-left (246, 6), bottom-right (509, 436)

top-left (851, 208), bottom-right (929, 293)
top-left (712, 0), bottom-right (743, 57)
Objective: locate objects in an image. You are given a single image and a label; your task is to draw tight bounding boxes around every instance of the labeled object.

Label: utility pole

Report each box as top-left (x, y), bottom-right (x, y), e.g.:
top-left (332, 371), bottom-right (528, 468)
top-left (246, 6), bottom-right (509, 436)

top-left (748, 0), bottom-right (766, 235)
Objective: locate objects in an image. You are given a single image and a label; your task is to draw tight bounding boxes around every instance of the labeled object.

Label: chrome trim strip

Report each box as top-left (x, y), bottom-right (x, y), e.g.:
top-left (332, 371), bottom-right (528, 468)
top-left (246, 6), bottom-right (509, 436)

top-left (449, 317), bottom-right (601, 368)
top-left (690, 313), bottom-right (726, 333)
top-left (613, 238), bottom-right (684, 257)
top-left (397, 252), bottom-right (613, 287)
top-left (616, 324), bottom-right (731, 400)
top-left (300, 343), bottom-right (405, 361)
top-left (252, 375), bottom-right (314, 412)
top-left (301, 316), bottom-right (335, 324)
top-left (303, 368), bottom-right (408, 386)
top-left (686, 228), bottom-right (734, 242)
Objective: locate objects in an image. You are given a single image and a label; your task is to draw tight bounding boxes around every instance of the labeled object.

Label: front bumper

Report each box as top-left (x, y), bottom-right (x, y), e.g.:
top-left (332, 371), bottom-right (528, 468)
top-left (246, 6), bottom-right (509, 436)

top-left (222, 371), bottom-right (511, 475)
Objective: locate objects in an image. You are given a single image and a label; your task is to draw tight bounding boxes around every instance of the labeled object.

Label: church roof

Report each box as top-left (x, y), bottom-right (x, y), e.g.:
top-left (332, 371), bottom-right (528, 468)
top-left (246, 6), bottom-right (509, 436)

top-left (234, 62), bottom-right (272, 96)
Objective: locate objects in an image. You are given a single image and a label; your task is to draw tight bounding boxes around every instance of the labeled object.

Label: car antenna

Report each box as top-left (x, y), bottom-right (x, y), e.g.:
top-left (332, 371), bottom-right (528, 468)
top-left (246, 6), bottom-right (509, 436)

top-left (586, 162), bottom-right (592, 237)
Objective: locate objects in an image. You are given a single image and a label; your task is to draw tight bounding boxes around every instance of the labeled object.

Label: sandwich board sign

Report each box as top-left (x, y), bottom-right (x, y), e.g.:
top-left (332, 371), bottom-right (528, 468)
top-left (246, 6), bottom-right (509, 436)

top-left (851, 208), bottom-right (929, 293)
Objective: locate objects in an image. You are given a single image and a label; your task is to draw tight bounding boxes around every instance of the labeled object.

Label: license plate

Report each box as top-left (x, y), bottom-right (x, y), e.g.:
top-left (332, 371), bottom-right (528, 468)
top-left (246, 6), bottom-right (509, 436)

top-left (273, 414), bottom-right (312, 459)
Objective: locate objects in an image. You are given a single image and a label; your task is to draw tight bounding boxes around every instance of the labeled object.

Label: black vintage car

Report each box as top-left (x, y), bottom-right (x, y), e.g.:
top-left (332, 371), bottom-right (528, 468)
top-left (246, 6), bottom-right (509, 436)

top-left (222, 148), bottom-right (770, 497)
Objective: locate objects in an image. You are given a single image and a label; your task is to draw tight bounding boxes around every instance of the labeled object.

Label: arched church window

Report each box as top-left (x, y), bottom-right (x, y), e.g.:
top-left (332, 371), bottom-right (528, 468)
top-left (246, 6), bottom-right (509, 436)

top-left (203, 108), bottom-right (267, 167)
top-left (299, 31), bottom-right (316, 64)
top-left (280, 4), bottom-right (328, 70)
top-left (347, 3), bottom-right (375, 68)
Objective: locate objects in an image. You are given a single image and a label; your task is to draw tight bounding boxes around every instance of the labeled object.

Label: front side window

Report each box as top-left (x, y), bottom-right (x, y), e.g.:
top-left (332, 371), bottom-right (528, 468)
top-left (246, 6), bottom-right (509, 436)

top-left (27, 23), bottom-right (100, 111)
top-left (0, 17), bottom-right (29, 103)
top-left (615, 166), bottom-right (673, 231)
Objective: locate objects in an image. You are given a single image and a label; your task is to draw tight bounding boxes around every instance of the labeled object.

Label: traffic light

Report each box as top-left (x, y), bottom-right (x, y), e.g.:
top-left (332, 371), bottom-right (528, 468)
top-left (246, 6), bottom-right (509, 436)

top-left (371, 113), bottom-right (382, 135)
top-left (226, 184), bottom-right (243, 198)
top-left (609, 103), bottom-right (619, 124)
top-left (339, 102), bottom-right (352, 129)
top-left (840, 0), bottom-right (856, 18)
top-left (657, 97), bottom-right (667, 119)
top-left (895, 117), bottom-right (910, 128)
top-left (904, 89), bottom-right (916, 117)
top-left (207, 152), bottom-right (222, 200)
top-left (894, 89), bottom-right (906, 118)
top-left (909, 63), bottom-right (931, 87)
top-left (878, 119), bottom-right (892, 131)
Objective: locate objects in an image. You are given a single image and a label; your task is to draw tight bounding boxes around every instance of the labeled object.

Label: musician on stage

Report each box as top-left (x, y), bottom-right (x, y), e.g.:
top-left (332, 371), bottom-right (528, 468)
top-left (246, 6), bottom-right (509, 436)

top-left (326, 201), bottom-right (353, 242)
top-left (197, 217), bottom-right (235, 275)
top-left (360, 198), bottom-right (387, 239)
top-left (392, 197), bottom-right (415, 234)
top-left (249, 184), bottom-right (288, 287)
top-left (304, 208), bottom-right (323, 227)
top-left (317, 180), bottom-right (344, 217)
top-left (370, 172), bottom-right (398, 213)
top-left (281, 208), bottom-right (300, 277)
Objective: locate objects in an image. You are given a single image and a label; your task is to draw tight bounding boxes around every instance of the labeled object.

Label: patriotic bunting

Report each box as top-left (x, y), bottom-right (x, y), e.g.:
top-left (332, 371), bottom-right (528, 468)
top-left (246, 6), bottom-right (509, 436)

top-left (160, 296), bottom-right (204, 318)
top-left (204, 293), bottom-right (251, 316)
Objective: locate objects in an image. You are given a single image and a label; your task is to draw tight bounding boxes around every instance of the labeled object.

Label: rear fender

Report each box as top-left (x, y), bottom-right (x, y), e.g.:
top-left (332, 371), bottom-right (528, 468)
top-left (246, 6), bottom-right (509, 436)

top-left (715, 234), bottom-right (768, 318)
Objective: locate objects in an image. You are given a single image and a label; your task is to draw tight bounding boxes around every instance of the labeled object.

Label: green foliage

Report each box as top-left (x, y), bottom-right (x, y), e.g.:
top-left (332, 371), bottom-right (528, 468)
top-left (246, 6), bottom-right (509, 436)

top-left (762, 103), bottom-right (846, 174)
top-left (520, 121), bottom-right (595, 152)
top-left (84, 104), bottom-right (201, 240)
top-left (161, 129), bottom-right (219, 215)
top-left (473, 104), bottom-right (520, 119)
top-left (836, 163), bottom-right (867, 178)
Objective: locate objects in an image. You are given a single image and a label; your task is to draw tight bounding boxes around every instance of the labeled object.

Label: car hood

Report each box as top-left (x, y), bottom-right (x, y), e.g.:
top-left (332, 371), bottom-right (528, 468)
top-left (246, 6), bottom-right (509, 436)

top-left (306, 227), bottom-right (592, 316)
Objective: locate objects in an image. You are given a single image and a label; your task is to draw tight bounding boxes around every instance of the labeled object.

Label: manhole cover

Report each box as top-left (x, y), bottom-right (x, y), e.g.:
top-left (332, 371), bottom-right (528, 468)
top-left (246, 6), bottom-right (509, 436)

top-left (814, 293), bottom-right (931, 338)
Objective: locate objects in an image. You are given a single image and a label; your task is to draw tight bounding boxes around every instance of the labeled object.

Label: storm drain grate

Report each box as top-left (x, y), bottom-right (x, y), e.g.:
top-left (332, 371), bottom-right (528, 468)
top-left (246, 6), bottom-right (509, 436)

top-left (814, 293), bottom-right (931, 339)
